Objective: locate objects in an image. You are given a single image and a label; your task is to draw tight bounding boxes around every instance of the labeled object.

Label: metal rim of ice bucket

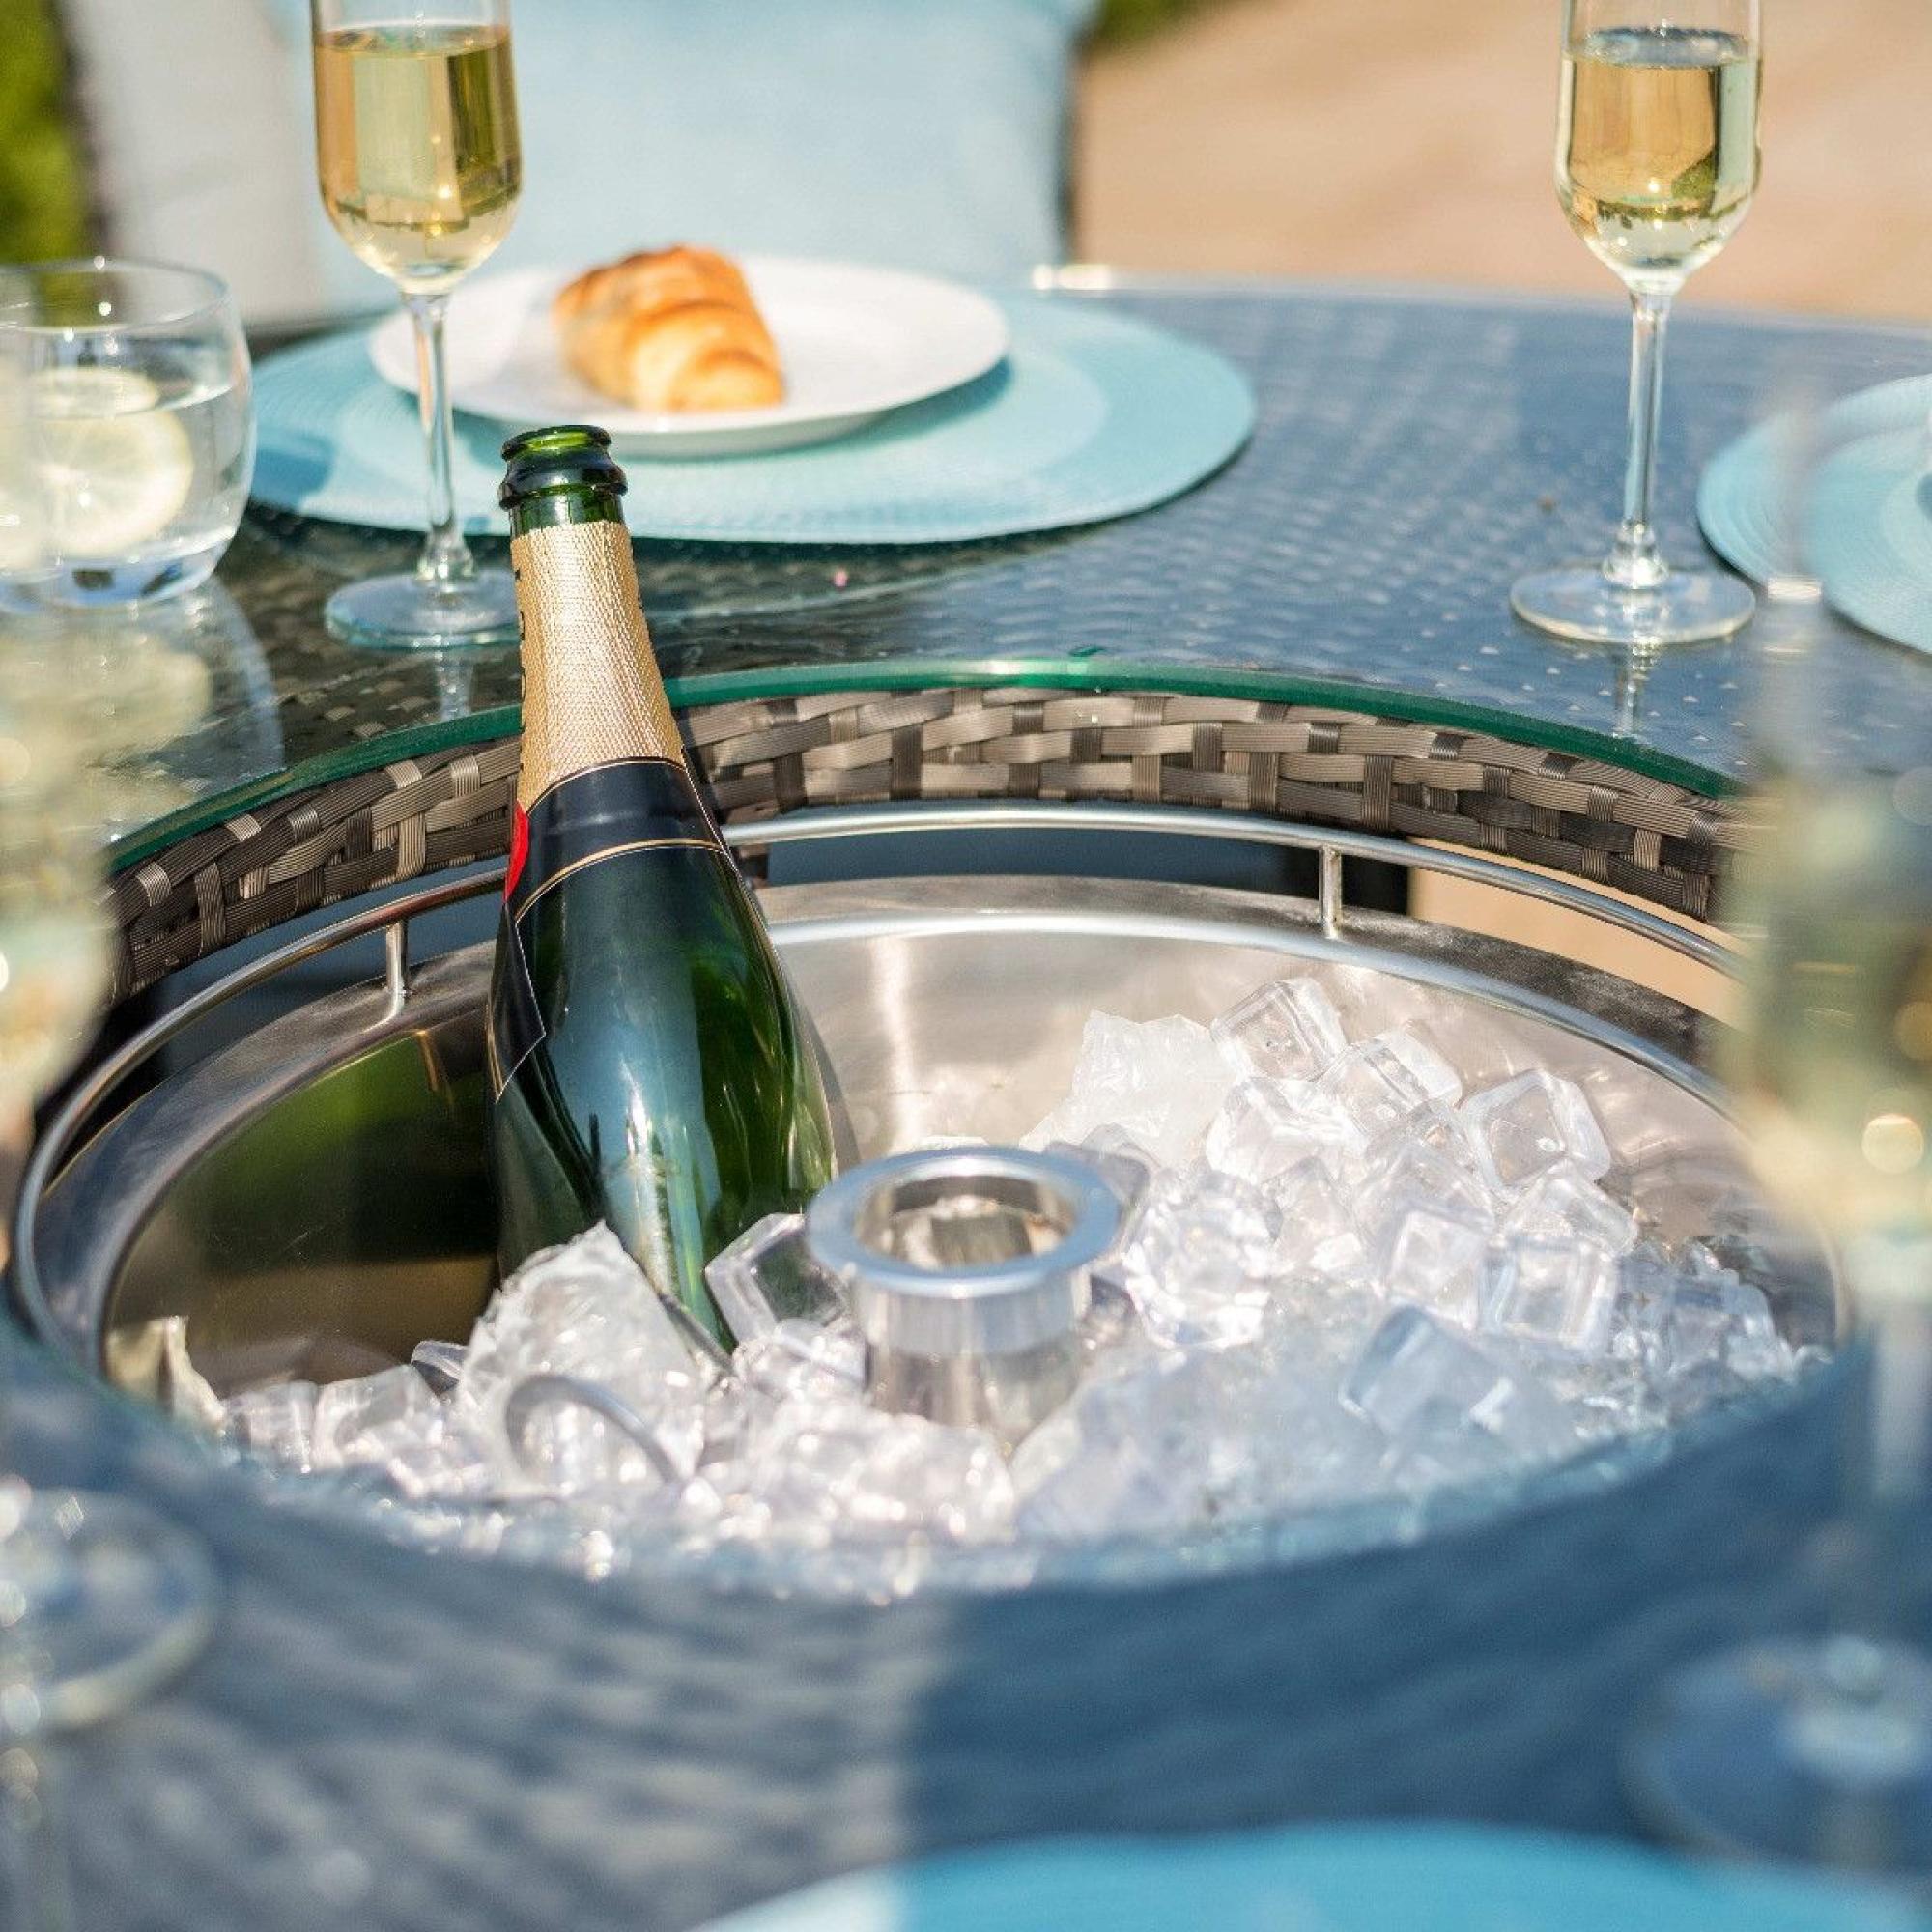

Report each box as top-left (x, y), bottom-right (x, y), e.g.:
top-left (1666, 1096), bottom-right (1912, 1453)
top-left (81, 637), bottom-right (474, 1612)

top-left (11, 799), bottom-right (1839, 1593)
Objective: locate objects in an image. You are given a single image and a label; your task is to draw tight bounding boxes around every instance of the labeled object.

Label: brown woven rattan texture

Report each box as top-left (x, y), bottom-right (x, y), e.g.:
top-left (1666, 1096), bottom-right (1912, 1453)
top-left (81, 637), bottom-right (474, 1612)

top-left (109, 689), bottom-right (1756, 1002)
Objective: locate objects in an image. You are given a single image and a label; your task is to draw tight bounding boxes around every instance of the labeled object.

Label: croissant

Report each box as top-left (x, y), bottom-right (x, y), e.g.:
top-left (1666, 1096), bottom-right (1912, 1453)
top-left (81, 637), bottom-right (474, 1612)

top-left (552, 246), bottom-right (786, 413)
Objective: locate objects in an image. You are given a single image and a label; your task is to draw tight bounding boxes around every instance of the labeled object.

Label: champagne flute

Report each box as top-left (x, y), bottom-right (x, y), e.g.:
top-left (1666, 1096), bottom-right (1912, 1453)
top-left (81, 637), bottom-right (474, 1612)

top-left (1512, 0), bottom-right (1761, 647)
top-left (310, 0), bottom-right (523, 650)
top-left (1625, 532), bottom-right (1932, 1872)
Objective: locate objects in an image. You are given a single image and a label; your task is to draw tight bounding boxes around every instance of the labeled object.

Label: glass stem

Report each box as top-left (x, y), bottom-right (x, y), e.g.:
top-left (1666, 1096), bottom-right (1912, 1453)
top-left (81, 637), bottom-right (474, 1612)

top-left (0, 1740), bottom-right (72, 1932)
top-left (1603, 283), bottom-right (1678, 593)
top-left (405, 291), bottom-right (475, 593)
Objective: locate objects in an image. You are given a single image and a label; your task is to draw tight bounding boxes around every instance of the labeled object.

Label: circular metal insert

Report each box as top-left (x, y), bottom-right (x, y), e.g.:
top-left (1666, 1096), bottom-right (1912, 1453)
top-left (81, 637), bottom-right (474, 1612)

top-left (807, 1147), bottom-right (1121, 1440)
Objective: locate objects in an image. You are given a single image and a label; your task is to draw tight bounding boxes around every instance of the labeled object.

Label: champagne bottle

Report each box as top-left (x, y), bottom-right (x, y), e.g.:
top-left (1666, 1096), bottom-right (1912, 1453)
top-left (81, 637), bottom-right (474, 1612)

top-left (490, 424), bottom-right (836, 1341)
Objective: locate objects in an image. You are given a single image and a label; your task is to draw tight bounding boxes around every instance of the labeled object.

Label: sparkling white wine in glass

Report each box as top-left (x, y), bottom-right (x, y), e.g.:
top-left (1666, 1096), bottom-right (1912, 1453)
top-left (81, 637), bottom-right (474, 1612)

top-left (308, 0), bottom-right (522, 650)
top-left (1510, 0), bottom-right (1762, 652)
top-left (315, 22), bottom-right (521, 292)
top-left (1729, 781), bottom-right (1932, 1300)
top-left (1559, 26), bottom-right (1761, 284)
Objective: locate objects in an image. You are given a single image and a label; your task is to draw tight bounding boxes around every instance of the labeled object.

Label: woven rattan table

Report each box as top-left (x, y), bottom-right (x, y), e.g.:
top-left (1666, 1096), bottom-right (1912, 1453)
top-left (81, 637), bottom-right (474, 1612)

top-left (11, 281), bottom-right (1932, 1930)
top-left (98, 277), bottom-right (1932, 1003)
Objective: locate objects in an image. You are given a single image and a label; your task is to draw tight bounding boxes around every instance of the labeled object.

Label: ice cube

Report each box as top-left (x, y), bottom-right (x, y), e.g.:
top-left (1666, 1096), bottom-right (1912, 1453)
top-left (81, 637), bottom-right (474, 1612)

top-left (410, 1340), bottom-right (468, 1395)
top-left (1615, 1247), bottom-right (1793, 1391)
top-left (1372, 1197), bottom-right (1492, 1327)
top-left (1359, 1137), bottom-right (1494, 1232)
top-left (1502, 1165), bottom-right (1637, 1256)
top-left (1461, 1071), bottom-right (1611, 1192)
top-left (733, 1318), bottom-right (866, 1406)
top-left (1342, 1306), bottom-right (1577, 1460)
top-left (1268, 1156), bottom-right (1367, 1280)
top-left (1064, 1124), bottom-right (1160, 1214)
top-left (704, 1212), bottom-right (843, 1342)
top-left (1204, 1077), bottom-right (1366, 1184)
top-left (222, 1381), bottom-right (320, 1471)
top-left (1362, 1029), bottom-right (1463, 1110)
top-left (1112, 1166), bottom-right (1278, 1348)
top-left (740, 1400), bottom-right (1014, 1544)
top-left (1210, 978), bottom-right (1348, 1082)
top-left (1481, 1237), bottom-right (1620, 1356)
top-left (1317, 1046), bottom-right (1422, 1143)
top-left (1026, 1011), bottom-right (1235, 1169)
top-left (1013, 1351), bottom-right (1368, 1536)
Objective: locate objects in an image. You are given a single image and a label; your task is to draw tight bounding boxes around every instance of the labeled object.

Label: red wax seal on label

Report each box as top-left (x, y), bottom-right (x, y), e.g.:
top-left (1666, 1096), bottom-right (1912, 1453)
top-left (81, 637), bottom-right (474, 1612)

top-left (505, 803), bottom-right (530, 900)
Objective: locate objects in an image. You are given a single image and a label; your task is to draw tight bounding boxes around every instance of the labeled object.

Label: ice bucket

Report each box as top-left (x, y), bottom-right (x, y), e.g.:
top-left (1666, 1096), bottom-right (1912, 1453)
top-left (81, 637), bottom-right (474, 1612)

top-left (6, 807), bottom-right (1846, 1931)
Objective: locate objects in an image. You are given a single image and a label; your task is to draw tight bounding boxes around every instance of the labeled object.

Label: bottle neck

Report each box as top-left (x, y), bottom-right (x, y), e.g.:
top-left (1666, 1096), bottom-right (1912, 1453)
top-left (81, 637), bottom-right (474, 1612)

top-left (509, 514), bottom-right (686, 814)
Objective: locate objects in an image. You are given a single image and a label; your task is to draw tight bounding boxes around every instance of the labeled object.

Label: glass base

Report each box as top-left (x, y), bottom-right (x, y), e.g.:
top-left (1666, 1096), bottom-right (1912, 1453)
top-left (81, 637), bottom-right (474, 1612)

top-left (0, 1489), bottom-right (218, 1739)
top-left (1511, 563), bottom-right (1755, 646)
top-left (324, 568), bottom-right (519, 651)
top-left (1627, 1636), bottom-right (1932, 1877)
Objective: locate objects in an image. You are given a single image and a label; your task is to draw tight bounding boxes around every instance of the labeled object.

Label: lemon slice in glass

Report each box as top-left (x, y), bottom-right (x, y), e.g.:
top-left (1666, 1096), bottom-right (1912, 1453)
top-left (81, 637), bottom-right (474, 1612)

top-left (32, 367), bottom-right (194, 559)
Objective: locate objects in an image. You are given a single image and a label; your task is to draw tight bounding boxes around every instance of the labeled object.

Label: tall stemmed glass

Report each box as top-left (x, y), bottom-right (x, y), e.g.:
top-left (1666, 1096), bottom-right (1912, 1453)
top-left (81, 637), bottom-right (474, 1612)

top-left (0, 342), bottom-right (219, 1928)
top-left (1627, 557), bottom-right (1932, 1874)
top-left (310, 0), bottom-right (522, 649)
top-left (1513, 0), bottom-right (1760, 646)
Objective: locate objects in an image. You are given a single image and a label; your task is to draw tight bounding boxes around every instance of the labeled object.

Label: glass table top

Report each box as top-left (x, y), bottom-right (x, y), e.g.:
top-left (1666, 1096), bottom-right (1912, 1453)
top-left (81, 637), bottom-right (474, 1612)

top-left (53, 278), bottom-right (1932, 869)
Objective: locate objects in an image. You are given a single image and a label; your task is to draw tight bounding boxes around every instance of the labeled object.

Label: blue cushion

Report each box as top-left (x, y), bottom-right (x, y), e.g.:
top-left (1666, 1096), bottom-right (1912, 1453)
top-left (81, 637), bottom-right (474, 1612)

top-left (267, 0), bottom-right (1097, 313)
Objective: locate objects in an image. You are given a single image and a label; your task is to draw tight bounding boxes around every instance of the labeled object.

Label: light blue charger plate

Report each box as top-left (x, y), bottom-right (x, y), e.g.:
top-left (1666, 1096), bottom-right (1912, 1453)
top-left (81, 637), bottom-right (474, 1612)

top-left (694, 1824), bottom-right (1925, 1932)
top-left (250, 297), bottom-right (1255, 546)
top-left (1699, 374), bottom-right (1932, 652)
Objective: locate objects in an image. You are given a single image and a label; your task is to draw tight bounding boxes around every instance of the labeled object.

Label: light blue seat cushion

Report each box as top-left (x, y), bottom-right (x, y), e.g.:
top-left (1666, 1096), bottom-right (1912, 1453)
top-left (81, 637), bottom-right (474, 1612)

top-left (266, 0), bottom-right (1097, 314)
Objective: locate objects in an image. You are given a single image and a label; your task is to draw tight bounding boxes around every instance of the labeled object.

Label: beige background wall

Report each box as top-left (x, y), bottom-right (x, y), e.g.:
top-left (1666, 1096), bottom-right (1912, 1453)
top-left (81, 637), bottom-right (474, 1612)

top-left (1080, 0), bottom-right (1932, 322)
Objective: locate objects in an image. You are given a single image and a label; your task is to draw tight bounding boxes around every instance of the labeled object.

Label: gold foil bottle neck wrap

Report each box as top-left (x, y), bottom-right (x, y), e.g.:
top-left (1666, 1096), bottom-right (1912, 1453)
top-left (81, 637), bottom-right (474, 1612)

top-left (510, 520), bottom-right (685, 811)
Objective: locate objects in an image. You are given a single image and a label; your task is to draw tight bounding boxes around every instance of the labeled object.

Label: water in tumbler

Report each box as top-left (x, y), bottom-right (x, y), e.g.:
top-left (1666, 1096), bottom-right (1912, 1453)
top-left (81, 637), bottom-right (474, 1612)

top-left (20, 358), bottom-right (252, 608)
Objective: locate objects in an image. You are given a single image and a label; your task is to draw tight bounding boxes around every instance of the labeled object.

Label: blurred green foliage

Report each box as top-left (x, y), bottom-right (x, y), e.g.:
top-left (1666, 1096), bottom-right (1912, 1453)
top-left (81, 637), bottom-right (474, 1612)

top-left (1094, 0), bottom-right (1223, 43)
top-left (0, 0), bottom-right (89, 263)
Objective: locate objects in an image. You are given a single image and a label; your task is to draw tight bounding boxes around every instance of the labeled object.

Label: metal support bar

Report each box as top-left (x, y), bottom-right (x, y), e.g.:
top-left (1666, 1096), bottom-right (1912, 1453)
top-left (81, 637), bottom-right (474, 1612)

top-left (1317, 845), bottom-right (1343, 942)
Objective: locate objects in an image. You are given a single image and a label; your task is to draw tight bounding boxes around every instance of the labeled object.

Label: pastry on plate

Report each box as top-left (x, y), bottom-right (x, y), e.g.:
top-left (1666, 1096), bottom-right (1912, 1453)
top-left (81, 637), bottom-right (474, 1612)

top-left (552, 245), bottom-right (785, 413)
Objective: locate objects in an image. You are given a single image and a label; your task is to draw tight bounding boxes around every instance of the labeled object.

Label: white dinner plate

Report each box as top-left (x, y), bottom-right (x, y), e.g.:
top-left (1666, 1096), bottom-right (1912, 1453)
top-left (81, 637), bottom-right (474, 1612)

top-left (368, 258), bottom-right (1010, 458)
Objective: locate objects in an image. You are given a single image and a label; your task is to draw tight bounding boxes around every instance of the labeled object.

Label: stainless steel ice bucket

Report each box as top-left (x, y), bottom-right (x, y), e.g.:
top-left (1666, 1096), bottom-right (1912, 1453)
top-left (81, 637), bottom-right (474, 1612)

top-left (0, 807), bottom-right (1852, 1932)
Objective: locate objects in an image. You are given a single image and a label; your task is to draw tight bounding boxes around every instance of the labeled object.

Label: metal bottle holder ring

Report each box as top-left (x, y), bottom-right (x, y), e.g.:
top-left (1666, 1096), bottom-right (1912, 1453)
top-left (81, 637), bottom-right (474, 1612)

top-left (806, 1147), bottom-right (1122, 1444)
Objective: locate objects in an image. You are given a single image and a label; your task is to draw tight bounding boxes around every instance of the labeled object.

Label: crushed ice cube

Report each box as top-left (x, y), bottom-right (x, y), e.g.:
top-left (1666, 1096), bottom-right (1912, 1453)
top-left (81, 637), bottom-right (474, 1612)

top-left (222, 1381), bottom-right (320, 1471)
top-left (1481, 1237), bottom-right (1620, 1356)
top-left (1111, 1166), bottom-right (1277, 1348)
top-left (313, 1365), bottom-right (441, 1469)
top-left (1046, 1124), bottom-right (1159, 1214)
top-left (1503, 1165), bottom-right (1637, 1256)
top-left (704, 1212), bottom-right (843, 1342)
top-left (734, 1318), bottom-right (866, 1406)
top-left (1372, 1197), bottom-right (1492, 1327)
top-left (727, 1400), bottom-right (1014, 1544)
top-left (1026, 1012), bottom-right (1235, 1168)
top-left (456, 1225), bottom-right (714, 1487)
top-left (410, 1340), bottom-right (468, 1395)
top-left (1461, 1071), bottom-right (1611, 1192)
top-left (1268, 1157), bottom-right (1367, 1280)
top-left (1210, 978), bottom-right (1348, 1082)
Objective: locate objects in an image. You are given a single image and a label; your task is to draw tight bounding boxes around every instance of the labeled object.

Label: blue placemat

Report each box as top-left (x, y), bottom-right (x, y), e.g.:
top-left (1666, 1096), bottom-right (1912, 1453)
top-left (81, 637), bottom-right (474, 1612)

top-left (249, 297), bottom-right (1255, 547)
top-left (1700, 375), bottom-right (1932, 653)
top-left (695, 1824), bottom-right (1924, 1932)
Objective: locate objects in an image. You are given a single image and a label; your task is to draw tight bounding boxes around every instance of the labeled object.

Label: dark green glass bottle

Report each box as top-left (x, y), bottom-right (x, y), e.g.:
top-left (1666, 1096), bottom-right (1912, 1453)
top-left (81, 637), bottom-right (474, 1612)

top-left (490, 424), bottom-right (836, 1341)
